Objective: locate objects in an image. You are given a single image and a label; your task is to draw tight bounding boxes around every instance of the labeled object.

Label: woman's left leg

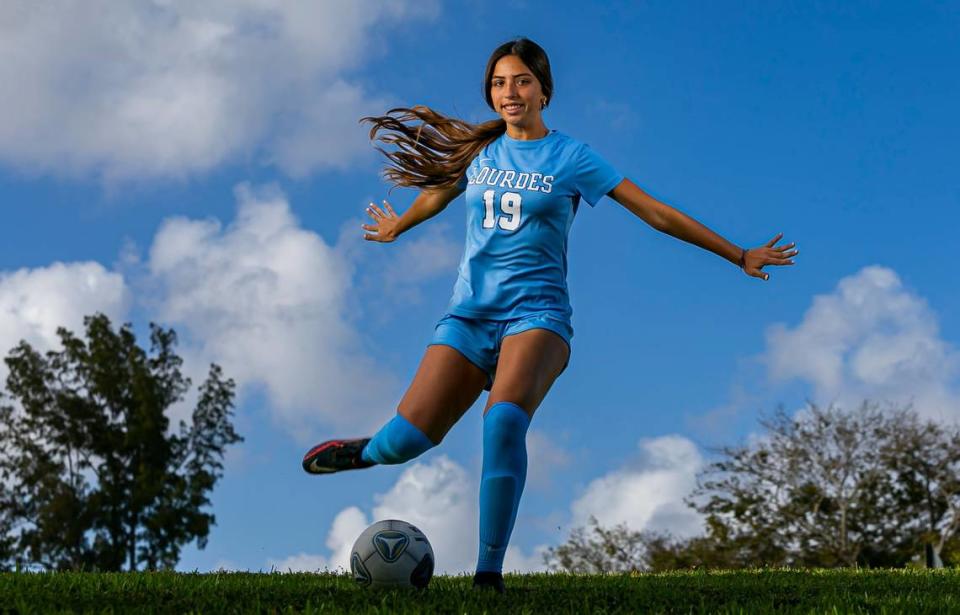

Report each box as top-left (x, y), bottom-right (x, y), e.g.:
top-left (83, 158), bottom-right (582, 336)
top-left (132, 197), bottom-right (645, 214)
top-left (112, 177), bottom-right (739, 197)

top-left (475, 327), bottom-right (570, 582)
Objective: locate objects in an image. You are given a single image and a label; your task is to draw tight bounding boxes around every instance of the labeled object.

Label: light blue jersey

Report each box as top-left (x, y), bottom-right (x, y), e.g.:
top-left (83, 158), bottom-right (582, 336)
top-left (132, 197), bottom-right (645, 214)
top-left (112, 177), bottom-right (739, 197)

top-left (446, 129), bottom-right (623, 321)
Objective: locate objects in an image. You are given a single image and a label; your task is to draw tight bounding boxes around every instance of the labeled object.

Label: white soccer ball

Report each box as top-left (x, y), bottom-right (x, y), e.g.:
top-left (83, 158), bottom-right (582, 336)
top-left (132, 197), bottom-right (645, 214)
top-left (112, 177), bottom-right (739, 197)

top-left (350, 519), bottom-right (435, 589)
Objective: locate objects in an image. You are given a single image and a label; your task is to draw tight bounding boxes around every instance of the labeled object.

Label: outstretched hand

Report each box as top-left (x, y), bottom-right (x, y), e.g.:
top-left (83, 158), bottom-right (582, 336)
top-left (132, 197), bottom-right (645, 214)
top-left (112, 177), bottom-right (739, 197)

top-left (362, 200), bottom-right (400, 243)
top-left (743, 232), bottom-right (798, 281)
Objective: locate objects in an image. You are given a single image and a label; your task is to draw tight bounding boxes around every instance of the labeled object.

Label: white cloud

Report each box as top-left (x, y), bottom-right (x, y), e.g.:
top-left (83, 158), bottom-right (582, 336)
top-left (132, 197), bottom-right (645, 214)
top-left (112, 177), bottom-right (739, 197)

top-left (764, 265), bottom-right (960, 422)
top-left (267, 506), bottom-right (366, 573)
top-left (273, 456), bottom-right (475, 574)
top-left (570, 435), bottom-right (705, 539)
top-left (280, 455), bottom-right (551, 575)
top-left (0, 261), bottom-right (130, 385)
top-left (0, 1), bottom-right (438, 181)
top-left (145, 182), bottom-right (402, 438)
top-left (504, 543), bottom-right (550, 573)
top-left (333, 211), bottom-right (462, 328)
top-left (368, 456), bottom-right (477, 573)
top-left (283, 436), bottom-right (705, 577)
top-left (525, 429), bottom-right (571, 490)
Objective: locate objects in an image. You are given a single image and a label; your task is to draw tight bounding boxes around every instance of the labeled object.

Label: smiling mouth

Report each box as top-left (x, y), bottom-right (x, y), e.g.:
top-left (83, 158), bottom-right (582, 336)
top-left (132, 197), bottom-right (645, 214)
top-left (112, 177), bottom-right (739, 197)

top-left (502, 103), bottom-right (523, 112)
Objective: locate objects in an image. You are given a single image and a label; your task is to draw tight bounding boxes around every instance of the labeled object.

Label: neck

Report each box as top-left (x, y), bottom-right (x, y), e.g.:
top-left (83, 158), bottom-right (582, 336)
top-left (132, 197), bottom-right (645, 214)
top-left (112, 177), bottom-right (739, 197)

top-left (505, 120), bottom-right (549, 141)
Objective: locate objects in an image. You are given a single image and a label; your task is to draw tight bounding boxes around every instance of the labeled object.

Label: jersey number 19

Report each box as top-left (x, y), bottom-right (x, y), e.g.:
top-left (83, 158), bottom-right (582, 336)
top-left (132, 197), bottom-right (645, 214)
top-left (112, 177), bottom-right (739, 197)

top-left (482, 190), bottom-right (522, 232)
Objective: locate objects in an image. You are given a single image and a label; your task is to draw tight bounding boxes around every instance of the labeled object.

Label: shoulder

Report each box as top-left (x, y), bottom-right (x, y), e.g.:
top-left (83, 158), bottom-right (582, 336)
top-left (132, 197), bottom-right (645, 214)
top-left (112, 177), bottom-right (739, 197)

top-left (550, 131), bottom-right (597, 158)
top-left (548, 130), bottom-right (580, 149)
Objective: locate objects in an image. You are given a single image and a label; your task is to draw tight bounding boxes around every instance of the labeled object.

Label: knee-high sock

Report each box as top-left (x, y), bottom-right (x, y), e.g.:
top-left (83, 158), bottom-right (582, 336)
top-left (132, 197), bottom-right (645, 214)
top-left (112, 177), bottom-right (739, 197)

top-left (361, 413), bottom-right (436, 465)
top-left (477, 401), bottom-right (530, 574)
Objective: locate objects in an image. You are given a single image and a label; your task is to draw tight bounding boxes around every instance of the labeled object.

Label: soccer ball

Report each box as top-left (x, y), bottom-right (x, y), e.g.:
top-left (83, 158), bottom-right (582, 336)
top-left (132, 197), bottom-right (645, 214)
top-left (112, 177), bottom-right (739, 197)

top-left (350, 519), bottom-right (435, 589)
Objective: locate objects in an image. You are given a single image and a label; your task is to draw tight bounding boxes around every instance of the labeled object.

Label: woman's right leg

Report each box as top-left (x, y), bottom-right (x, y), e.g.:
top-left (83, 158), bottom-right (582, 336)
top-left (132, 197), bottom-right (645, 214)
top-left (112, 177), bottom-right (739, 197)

top-left (303, 343), bottom-right (488, 473)
top-left (361, 344), bottom-right (489, 465)
top-left (394, 344), bottom-right (489, 444)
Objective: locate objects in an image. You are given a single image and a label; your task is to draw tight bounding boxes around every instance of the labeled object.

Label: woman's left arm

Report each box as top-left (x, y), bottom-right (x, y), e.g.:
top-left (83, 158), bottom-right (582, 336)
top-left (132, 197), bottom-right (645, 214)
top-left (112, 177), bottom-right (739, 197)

top-left (608, 178), bottom-right (798, 281)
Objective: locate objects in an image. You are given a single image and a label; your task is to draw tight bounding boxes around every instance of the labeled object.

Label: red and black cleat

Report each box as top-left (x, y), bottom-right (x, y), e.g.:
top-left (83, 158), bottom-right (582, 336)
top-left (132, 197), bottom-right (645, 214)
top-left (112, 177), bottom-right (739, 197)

top-left (302, 438), bottom-right (375, 474)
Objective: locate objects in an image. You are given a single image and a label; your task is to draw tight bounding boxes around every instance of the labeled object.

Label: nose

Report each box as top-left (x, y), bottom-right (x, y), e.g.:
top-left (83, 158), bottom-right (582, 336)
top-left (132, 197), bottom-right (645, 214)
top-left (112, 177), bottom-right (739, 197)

top-left (505, 81), bottom-right (518, 97)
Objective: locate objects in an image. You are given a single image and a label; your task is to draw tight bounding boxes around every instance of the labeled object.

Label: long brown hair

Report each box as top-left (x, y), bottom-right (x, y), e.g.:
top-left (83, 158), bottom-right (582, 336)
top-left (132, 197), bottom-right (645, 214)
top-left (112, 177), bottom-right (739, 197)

top-left (361, 38), bottom-right (554, 190)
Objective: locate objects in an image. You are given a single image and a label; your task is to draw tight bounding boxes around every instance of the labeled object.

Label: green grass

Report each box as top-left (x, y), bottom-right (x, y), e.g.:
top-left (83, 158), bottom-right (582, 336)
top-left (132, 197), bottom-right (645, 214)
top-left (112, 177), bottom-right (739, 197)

top-left (2, 568), bottom-right (958, 614)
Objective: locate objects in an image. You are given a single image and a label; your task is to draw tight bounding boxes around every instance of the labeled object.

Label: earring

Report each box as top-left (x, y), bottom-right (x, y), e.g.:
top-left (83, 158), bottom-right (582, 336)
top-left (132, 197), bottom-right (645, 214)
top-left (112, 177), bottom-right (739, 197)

top-left (540, 98), bottom-right (547, 110)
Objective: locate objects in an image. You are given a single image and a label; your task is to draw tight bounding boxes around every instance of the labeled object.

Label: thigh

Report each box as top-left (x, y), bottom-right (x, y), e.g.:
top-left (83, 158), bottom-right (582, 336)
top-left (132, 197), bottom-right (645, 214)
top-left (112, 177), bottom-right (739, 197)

top-left (484, 327), bottom-right (571, 418)
top-left (397, 344), bottom-right (489, 443)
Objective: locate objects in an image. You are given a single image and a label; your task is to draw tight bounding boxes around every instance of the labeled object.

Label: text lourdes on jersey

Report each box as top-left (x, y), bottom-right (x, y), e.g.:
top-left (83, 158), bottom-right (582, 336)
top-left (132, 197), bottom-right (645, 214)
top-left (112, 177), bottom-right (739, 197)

top-left (468, 165), bottom-right (555, 194)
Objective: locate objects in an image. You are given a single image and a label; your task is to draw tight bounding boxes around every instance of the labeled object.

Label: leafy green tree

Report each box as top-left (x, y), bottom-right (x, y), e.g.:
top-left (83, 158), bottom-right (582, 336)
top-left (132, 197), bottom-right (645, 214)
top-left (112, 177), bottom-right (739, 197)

top-left (882, 414), bottom-right (960, 567)
top-left (0, 313), bottom-right (242, 571)
top-left (545, 401), bottom-right (960, 572)
top-left (691, 401), bottom-right (922, 568)
top-left (543, 516), bottom-right (651, 573)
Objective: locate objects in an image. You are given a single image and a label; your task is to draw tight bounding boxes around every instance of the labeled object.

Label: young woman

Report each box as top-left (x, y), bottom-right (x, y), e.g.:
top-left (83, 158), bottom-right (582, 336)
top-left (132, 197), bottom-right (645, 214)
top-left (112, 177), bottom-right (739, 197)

top-left (302, 37), bottom-right (798, 592)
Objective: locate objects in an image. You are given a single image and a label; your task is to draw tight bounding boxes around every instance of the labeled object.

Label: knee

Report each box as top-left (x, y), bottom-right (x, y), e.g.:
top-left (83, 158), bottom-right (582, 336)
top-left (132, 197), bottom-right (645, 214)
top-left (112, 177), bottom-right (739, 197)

top-left (483, 401), bottom-right (530, 449)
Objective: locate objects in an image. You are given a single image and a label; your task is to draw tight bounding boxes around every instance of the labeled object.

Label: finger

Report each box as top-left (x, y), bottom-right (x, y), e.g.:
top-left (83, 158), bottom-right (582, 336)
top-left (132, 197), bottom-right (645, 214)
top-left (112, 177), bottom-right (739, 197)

top-left (775, 242), bottom-right (796, 253)
top-left (765, 232), bottom-right (784, 248)
top-left (370, 204), bottom-right (387, 218)
top-left (382, 200), bottom-right (397, 216)
top-left (366, 203), bottom-right (381, 218)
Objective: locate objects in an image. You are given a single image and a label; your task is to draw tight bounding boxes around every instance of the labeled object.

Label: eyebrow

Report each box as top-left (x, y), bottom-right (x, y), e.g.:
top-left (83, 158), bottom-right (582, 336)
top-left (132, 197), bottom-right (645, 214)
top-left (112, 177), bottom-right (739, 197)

top-left (491, 72), bottom-right (534, 79)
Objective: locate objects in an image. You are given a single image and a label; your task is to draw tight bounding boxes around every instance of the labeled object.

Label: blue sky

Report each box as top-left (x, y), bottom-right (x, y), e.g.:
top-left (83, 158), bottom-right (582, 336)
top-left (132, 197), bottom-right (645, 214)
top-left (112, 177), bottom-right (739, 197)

top-left (1, 1), bottom-right (958, 573)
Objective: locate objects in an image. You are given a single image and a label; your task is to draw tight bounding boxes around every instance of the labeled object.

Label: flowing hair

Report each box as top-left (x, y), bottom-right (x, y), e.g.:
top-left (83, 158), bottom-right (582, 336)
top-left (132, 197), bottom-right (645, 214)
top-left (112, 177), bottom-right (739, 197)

top-left (360, 37), bottom-right (554, 190)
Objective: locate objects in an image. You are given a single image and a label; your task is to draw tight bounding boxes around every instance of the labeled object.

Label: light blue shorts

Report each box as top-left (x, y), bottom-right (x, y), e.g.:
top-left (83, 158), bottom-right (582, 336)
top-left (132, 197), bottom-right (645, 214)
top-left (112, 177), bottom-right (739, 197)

top-left (427, 312), bottom-right (573, 391)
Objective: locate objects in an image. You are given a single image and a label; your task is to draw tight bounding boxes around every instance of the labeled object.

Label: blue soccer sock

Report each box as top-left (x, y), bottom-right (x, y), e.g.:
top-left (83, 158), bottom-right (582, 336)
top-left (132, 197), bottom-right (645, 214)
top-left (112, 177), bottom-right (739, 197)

top-left (476, 401), bottom-right (530, 574)
top-left (361, 413), bottom-right (436, 465)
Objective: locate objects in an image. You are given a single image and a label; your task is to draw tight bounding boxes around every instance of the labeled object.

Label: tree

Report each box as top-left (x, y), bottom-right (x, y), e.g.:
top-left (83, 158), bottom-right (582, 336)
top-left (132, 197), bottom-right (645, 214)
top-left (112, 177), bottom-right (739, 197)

top-left (543, 516), bottom-right (652, 573)
top-left (542, 516), bottom-right (755, 573)
top-left (882, 414), bottom-right (960, 567)
top-left (0, 313), bottom-right (242, 571)
top-left (545, 400), bottom-right (960, 572)
top-left (691, 401), bottom-right (927, 568)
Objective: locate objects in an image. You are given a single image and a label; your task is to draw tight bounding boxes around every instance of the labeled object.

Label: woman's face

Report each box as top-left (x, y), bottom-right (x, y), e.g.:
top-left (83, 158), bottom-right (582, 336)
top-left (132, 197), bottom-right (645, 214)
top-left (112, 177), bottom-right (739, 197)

top-left (490, 54), bottom-right (544, 127)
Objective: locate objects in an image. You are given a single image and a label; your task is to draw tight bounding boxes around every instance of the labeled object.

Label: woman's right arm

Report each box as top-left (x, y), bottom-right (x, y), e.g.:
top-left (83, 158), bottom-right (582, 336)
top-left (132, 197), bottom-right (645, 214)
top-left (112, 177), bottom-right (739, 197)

top-left (362, 184), bottom-right (465, 243)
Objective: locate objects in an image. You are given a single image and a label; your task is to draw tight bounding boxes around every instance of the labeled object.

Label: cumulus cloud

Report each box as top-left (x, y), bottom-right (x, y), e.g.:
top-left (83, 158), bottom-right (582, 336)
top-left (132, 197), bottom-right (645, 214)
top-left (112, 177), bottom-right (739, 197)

top-left (276, 455), bottom-right (550, 575)
top-left (268, 506), bottom-right (368, 573)
top-left (525, 429), bottom-right (571, 490)
top-left (764, 265), bottom-right (960, 422)
top-left (282, 436), bottom-right (703, 577)
top-left (0, 261), bottom-right (130, 385)
top-left (333, 211), bottom-right (462, 329)
top-left (570, 434), bottom-right (705, 539)
top-left (0, 1), bottom-right (438, 181)
top-left (144, 182), bottom-right (402, 437)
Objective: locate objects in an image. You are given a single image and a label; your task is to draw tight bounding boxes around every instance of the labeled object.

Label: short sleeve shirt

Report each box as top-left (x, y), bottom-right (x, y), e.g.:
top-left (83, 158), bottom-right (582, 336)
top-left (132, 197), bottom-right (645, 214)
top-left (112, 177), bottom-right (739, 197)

top-left (446, 129), bottom-right (622, 321)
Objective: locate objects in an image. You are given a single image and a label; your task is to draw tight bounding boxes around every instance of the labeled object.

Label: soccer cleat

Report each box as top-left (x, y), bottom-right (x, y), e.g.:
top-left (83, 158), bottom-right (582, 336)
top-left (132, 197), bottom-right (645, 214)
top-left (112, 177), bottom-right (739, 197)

top-left (472, 571), bottom-right (505, 594)
top-left (302, 438), bottom-right (375, 474)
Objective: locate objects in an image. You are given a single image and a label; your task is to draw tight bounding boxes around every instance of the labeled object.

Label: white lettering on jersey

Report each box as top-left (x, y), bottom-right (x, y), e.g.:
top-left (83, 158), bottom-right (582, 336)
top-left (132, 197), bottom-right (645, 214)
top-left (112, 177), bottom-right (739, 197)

top-left (469, 165), bottom-right (554, 195)
top-left (529, 173), bottom-right (542, 191)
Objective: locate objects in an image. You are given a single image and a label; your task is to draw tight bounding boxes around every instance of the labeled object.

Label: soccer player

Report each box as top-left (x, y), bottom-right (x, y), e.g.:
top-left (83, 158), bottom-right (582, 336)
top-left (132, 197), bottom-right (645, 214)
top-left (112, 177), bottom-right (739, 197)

top-left (302, 37), bottom-right (798, 592)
